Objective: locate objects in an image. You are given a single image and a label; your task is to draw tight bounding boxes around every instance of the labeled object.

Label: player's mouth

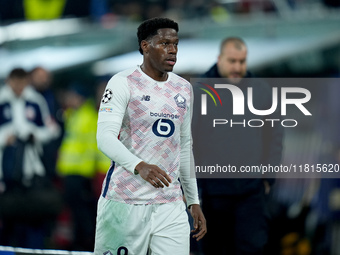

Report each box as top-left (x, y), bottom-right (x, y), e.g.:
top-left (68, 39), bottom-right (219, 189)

top-left (165, 58), bottom-right (176, 66)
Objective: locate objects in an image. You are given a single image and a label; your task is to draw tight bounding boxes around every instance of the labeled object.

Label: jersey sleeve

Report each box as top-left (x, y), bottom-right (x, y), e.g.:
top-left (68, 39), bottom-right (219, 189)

top-left (179, 85), bottom-right (200, 207)
top-left (97, 75), bottom-right (142, 174)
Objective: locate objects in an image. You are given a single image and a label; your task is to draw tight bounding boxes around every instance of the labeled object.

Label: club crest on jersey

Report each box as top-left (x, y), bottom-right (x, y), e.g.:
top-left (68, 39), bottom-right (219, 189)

top-left (174, 93), bottom-right (186, 109)
top-left (102, 88), bottom-right (113, 104)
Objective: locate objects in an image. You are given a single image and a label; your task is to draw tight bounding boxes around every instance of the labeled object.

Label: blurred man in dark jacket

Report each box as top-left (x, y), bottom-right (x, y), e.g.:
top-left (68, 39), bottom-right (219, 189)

top-left (0, 68), bottom-right (61, 248)
top-left (193, 37), bottom-right (283, 254)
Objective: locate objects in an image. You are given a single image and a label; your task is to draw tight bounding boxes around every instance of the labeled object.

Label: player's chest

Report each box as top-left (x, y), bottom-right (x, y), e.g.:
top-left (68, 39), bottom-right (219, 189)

top-left (127, 84), bottom-right (188, 125)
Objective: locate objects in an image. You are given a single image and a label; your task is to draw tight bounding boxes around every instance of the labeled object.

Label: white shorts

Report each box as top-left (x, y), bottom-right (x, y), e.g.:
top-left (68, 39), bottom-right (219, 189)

top-left (94, 197), bottom-right (190, 255)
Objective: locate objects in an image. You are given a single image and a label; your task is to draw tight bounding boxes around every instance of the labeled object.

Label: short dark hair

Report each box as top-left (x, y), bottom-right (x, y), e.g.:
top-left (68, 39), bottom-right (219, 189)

top-left (7, 68), bottom-right (28, 79)
top-left (220, 37), bottom-right (246, 54)
top-left (137, 17), bottom-right (179, 55)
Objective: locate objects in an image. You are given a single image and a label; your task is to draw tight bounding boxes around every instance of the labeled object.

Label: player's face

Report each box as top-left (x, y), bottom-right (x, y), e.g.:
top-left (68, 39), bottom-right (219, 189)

top-left (145, 28), bottom-right (179, 73)
top-left (217, 42), bottom-right (247, 84)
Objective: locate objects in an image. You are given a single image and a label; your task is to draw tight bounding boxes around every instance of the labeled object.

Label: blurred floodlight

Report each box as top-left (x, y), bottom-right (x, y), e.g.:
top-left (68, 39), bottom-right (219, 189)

top-left (0, 44), bottom-right (113, 79)
top-left (0, 18), bottom-right (84, 44)
top-left (93, 33), bottom-right (340, 76)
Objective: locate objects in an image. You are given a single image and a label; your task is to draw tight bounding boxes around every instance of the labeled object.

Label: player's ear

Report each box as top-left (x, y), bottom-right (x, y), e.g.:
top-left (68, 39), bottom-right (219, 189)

top-left (141, 40), bottom-right (149, 54)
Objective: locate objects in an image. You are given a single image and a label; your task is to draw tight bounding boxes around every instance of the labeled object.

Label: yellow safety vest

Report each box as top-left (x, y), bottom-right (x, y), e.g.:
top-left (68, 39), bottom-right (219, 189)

top-left (23, 0), bottom-right (66, 20)
top-left (57, 100), bottom-right (110, 178)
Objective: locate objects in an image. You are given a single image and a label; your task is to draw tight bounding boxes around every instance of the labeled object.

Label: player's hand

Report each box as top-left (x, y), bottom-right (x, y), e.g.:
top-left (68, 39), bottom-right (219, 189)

top-left (190, 204), bottom-right (207, 241)
top-left (135, 161), bottom-right (172, 188)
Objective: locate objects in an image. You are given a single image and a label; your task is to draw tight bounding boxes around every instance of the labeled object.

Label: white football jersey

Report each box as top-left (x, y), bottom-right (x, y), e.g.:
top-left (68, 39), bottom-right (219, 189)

top-left (97, 66), bottom-right (199, 205)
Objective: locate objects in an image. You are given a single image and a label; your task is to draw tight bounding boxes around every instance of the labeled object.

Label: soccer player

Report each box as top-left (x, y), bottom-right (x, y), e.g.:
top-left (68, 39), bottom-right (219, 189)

top-left (94, 17), bottom-right (206, 255)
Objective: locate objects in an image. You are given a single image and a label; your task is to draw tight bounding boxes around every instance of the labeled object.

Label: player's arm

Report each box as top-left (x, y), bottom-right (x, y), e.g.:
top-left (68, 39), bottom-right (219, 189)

top-left (180, 132), bottom-right (207, 241)
top-left (189, 204), bottom-right (206, 241)
top-left (97, 75), bottom-right (142, 173)
top-left (98, 124), bottom-right (171, 188)
top-left (179, 85), bottom-right (207, 240)
top-left (97, 75), bottom-right (171, 188)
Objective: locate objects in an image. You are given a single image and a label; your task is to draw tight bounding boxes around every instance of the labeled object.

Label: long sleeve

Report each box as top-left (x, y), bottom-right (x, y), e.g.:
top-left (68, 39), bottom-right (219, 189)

top-left (97, 121), bottom-right (142, 174)
top-left (179, 86), bottom-right (200, 207)
top-left (97, 75), bottom-right (142, 174)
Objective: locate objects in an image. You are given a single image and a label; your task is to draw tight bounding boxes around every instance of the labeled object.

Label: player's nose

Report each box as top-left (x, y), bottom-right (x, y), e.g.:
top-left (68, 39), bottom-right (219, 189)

top-left (168, 44), bottom-right (177, 54)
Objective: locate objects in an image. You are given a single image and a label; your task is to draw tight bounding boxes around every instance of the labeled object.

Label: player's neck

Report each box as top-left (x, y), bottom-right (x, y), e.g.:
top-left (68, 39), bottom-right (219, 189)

top-left (140, 64), bottom-right (168, 82)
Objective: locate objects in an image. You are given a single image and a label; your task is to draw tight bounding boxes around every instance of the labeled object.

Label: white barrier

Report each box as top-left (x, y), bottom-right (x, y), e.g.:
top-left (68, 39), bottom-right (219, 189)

top-left (0, 246), bottom-right (93, 255)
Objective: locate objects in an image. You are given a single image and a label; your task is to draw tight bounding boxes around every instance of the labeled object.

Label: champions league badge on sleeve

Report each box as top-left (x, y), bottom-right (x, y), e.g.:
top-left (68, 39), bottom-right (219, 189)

top-left (174, 93), bottom-right (186, 109)
top-left (102, 88), bottom-right (113, 104)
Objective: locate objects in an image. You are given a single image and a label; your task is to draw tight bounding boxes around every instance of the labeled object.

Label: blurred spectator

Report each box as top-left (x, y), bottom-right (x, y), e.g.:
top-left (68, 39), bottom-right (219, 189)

top-left (0, 68), bottom-right (62, 248)
top-left (209, 1), bottom-right (229, 23)
top-left (30, 66), bottom-right (63, 178)
top-left (56, 82), bottom-right (109, 251)
top-left (194, 37), bottom-right (283, 255)
top-left (23, 0), bottom-right (66, 20)
top-left (30, 67), bottom-right (55, 112)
